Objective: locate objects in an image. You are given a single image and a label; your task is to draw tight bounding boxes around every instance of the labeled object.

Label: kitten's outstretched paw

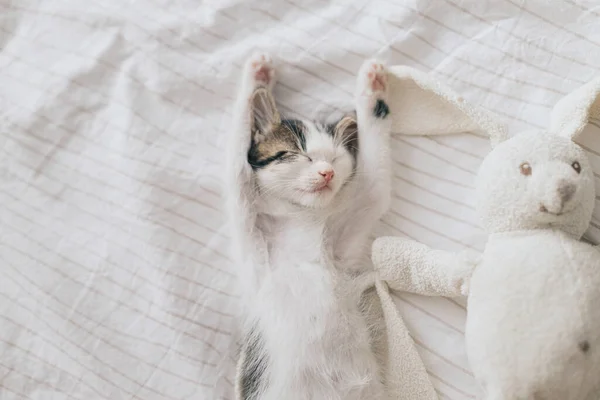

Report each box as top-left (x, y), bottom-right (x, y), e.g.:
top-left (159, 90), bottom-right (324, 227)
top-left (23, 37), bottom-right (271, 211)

top-left (359, 60), bottom-right (388, 95)
top-left (357, 60), bottom-right (389, 119)
top-left (244, 53), bottom-right (275, 90)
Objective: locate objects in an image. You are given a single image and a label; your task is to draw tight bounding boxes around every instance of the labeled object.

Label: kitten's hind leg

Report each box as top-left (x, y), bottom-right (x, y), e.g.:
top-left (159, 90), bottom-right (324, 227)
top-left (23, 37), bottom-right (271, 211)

top-left (355, 60), bottom-right (392, 216)
top-left (235, 327), bottom-right (269, 400)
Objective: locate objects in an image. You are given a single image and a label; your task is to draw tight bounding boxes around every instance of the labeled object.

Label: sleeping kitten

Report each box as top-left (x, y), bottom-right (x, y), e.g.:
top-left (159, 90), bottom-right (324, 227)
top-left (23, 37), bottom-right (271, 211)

top-left (227, 53), bottom-right (392, 400)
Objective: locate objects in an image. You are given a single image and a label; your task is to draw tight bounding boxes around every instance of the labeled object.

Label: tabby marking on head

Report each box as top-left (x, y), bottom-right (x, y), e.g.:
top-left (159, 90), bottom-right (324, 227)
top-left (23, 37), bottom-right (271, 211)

top-left (247, 119), bottom-right (307, 170)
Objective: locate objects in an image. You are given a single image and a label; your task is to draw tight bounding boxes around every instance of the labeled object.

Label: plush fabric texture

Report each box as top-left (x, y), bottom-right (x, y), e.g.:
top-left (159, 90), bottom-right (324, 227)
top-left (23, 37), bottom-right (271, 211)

top-left (373, 65), bottom-right (513, 398)
top-left (476, 131), bottom-right (595, 237)
top-left (387, 66), bottom-right (508, 146)
top-left (373, 237), bottom-right (476, 297)
top-left (374, 280), bottom-right (437, 400)
top-left (374, 69), bottom-right (600, 399)
top-left (467, 230), bottom-right (600, 400)
top-left (369, 66), bottom-right (509, 399)
top-left (551, 77), bottom-right (600, 141)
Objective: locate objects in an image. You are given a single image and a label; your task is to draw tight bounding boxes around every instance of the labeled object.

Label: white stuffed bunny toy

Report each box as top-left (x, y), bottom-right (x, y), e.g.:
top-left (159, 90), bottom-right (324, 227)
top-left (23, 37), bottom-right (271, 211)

top-left (375, 70), bottom-right (600, 399)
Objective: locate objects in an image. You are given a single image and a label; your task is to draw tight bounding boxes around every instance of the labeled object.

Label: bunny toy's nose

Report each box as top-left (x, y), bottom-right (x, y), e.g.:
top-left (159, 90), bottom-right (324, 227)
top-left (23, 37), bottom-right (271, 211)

top-left (557, 179), bottom-right (576, 206)
top-left (319, 169), bottom-right (334, 183)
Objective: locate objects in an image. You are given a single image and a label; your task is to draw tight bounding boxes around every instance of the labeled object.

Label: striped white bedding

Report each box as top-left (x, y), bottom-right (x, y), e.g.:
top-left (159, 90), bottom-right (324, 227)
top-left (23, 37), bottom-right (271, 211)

top-left (1, 1), bottom-right (600, 399)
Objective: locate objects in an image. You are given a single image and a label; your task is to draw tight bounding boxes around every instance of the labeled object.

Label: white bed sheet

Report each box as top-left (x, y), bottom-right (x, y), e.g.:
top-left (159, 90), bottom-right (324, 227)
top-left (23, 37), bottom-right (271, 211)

top-left (1, 0), bottom-right (600, 399)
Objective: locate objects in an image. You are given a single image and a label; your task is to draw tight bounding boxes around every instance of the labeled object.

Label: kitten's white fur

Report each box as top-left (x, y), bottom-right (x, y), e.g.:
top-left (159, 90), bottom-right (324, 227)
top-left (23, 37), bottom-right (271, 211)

top-left (227, 54), bottom-right (391, 400)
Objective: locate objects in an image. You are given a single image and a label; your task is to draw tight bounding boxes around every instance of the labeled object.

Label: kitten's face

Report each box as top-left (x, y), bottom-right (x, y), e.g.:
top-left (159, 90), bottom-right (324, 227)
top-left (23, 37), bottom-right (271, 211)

top-left (248, 118), bottom-right (357, 209)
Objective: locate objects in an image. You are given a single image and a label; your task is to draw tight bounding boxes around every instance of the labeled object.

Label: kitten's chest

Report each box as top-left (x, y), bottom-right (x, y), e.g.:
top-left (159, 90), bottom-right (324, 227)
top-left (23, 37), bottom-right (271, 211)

top-left (253, 257), bottom-right (356, 352)
top-left (261, 217), bottom-right (331, 265)
top-left (255, 217), bottom-right (342, 324)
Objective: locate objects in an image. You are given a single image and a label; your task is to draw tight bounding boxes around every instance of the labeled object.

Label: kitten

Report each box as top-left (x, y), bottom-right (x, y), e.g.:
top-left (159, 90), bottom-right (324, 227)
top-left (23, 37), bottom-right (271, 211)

top-left (226, 53), bottom-right (392, 400)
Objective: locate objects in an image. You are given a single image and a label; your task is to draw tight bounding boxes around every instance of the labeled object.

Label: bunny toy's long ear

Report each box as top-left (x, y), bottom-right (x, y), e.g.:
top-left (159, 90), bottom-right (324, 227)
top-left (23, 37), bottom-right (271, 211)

top-left (550, 77), bottom-right (600, 140)
top-left (387, 66), bottom-right (508, 147)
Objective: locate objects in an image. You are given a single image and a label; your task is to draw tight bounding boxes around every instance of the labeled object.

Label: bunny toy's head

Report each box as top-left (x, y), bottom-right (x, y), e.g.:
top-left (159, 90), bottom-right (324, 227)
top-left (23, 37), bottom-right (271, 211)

top-left (476, 131), bottom-right (595, 238)
top-left (474, 75), bottom-right (600, 239)
top-left (386, 67), bottom-right (600, 240)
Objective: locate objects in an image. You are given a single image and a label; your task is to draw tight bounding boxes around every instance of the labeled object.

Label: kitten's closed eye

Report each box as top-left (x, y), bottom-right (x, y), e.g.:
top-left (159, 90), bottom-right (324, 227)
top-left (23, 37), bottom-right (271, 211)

top-left (249, 150), bottom-right (293, 169)
top-left (248, 119), bottom-right (307, 169)
top-left (273, 151), bottom-right (289, 159)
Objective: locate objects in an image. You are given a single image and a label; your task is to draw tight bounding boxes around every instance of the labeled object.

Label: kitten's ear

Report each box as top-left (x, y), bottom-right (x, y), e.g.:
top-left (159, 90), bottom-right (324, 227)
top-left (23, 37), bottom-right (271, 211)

top-left (250, 88), bottom-right (281, 136)
top-left (335, 116), bottom-right (358, 154)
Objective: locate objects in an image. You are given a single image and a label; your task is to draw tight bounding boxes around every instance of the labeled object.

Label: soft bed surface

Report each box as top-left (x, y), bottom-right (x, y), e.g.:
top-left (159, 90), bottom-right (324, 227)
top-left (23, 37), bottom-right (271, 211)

top-left (1, 1), bottom-right (600, 399)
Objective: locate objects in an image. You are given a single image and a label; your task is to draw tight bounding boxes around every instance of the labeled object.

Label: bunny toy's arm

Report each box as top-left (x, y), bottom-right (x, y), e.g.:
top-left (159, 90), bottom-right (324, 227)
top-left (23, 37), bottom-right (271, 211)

top-left (372, 237), bottom-right (479, 297)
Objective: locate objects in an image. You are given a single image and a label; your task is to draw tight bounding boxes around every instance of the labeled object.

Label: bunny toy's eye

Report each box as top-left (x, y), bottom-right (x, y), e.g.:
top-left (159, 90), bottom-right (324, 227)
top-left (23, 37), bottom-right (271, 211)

top-left (572, 161), bottom-right (582, 174)
top-left (520, 162), bottom-right (532, 176)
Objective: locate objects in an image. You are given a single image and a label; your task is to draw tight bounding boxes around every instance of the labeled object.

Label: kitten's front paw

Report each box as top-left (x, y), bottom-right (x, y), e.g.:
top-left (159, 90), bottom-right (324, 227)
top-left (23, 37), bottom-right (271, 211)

top-left (243, 53), bottom-right (276, 90)
top-left (357, 60), bottom-right (389, 118)
top-left (361, 61), bottom-right (387, 93)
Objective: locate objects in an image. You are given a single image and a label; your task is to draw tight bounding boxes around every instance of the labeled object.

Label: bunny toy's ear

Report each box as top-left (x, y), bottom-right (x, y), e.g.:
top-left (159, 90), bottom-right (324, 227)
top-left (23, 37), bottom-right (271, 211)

top-left (550, 77), bottom-right (600, 140)
top-left (387, 66), bottom-right (508, 148)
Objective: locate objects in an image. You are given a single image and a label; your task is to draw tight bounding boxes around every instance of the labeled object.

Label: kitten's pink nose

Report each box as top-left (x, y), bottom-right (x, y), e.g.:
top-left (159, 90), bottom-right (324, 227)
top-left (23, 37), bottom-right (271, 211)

top-left (319, 169), bottom-right (334, 183)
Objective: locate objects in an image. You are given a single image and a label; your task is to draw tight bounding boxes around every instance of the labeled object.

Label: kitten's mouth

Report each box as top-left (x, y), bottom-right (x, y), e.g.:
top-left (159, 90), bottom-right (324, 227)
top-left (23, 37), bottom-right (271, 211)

top-left (307, 183), bottom-right (331, 193)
